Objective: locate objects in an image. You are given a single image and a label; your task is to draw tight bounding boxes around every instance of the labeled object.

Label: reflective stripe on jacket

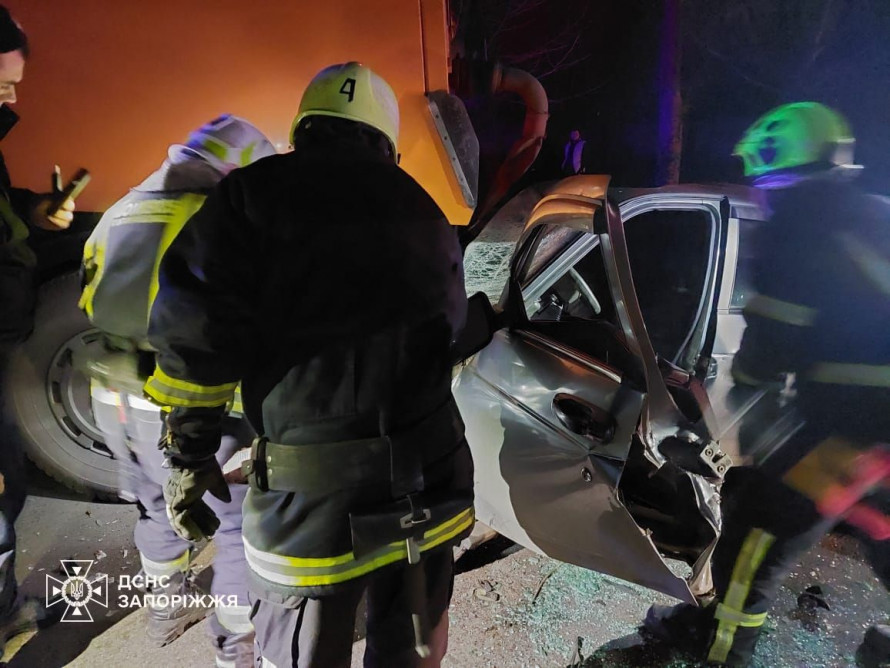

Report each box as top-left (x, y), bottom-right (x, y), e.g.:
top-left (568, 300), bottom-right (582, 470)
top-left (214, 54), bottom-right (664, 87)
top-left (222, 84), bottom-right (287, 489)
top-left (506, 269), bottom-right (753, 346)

top-left (80, 191), bottom-right (206, 344)
top-left (79, 151), bottom-right (222, 347)
top-left (244, 507), bottom-right (474, 588)
top-left (734, 178), bottom-right (890, 420)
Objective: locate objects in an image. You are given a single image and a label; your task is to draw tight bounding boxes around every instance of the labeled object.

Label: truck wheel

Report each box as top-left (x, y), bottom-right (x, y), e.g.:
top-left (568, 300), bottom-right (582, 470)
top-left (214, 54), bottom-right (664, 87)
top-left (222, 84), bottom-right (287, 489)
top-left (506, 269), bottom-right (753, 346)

top-left (3, 272), bottom-right (119, 499)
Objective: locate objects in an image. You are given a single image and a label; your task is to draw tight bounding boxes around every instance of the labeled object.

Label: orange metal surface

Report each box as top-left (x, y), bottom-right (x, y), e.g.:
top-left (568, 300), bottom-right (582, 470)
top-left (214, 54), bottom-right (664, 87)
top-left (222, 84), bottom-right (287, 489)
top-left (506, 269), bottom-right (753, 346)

top-left (4, 0), bottom-right (470, 223)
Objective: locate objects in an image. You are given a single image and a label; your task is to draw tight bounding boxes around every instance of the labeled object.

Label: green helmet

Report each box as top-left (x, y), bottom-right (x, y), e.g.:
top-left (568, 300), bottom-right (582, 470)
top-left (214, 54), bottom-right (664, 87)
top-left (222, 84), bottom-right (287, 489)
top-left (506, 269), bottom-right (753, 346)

top-left (291, 62), bottom-right (399, 156)
top-left (733, 102), bottom-right (855, 177)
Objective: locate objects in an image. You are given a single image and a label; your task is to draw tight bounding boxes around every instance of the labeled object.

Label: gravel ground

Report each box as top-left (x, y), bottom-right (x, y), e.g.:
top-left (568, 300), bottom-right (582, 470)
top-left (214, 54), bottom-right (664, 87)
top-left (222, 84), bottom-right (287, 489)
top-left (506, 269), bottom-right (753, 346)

top-left (6, 474), bottom-right (887, 667)
top-left (441, 533), bottom-right (887, 668)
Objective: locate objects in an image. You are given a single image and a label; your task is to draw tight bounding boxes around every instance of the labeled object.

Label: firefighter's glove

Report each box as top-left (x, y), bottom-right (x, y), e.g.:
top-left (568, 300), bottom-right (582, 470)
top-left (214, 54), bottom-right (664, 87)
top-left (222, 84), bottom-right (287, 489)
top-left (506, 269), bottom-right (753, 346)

top-left (159, 405), bottom-right (230, 541)
top-left (164, 457), bottom-right (231, 542)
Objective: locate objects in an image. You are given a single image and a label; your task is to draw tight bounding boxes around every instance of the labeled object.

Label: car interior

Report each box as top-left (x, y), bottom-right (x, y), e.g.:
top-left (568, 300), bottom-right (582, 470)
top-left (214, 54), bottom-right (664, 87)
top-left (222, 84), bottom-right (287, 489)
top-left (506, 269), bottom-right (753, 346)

top-left (522, 227), bottom-right (643, 383)
top-left (520, 207), bottom-right (714, 379)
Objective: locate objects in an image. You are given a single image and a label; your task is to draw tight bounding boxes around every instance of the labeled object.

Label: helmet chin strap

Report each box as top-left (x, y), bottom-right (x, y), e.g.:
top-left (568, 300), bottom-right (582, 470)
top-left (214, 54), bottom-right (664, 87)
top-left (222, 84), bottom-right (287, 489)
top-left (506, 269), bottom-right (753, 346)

top-left (753, 163), bottom-right (863, 190)
top-left (752, 173), bottom-right (809, 190)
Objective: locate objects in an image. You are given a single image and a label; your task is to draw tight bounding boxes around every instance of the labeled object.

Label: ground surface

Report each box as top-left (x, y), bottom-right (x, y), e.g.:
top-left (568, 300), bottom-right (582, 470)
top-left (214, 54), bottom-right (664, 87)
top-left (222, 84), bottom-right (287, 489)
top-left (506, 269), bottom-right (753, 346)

top-left (6, 467), bottom-right (887, 668)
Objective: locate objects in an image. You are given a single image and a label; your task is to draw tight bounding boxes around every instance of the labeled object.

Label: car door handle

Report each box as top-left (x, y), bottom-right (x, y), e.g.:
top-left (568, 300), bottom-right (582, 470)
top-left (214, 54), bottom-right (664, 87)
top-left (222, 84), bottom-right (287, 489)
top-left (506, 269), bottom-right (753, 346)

top-left (552, 393), bottom-right (616, 444)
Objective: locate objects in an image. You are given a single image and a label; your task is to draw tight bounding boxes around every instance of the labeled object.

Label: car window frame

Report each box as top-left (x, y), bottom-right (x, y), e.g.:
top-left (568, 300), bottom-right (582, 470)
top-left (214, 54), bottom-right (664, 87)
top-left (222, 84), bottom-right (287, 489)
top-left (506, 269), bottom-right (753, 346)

top-left (618, 205), bottom-right (719, 368)
top-left (520, 227), bottom-right (603, 317)
top-left (728, 216), bottom-right (765, 312)
top-left (616, 197), bottom-right (728, 375)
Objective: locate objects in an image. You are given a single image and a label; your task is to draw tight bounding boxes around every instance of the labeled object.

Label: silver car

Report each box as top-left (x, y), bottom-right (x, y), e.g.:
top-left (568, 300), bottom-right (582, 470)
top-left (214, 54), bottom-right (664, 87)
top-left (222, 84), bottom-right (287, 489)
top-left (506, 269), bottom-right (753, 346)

top-left (455, 175), bottom-right (772, 603)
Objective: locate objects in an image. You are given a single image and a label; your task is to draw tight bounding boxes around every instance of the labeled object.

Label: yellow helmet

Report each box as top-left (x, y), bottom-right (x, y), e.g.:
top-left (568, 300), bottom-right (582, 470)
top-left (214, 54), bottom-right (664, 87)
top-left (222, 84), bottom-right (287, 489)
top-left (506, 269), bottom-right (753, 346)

top-left (291, 62), bottom-right (399, 156)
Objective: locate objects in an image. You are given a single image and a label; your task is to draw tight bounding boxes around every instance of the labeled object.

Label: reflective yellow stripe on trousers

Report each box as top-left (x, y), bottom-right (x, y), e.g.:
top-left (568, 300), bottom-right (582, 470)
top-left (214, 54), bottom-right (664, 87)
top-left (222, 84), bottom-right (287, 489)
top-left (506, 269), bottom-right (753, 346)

top-left (707, 528), bottom-right (775, 663)
top-left (244, 508), bottom-right (475, 588)
top-left (144, 365), bottom-right (238, 408)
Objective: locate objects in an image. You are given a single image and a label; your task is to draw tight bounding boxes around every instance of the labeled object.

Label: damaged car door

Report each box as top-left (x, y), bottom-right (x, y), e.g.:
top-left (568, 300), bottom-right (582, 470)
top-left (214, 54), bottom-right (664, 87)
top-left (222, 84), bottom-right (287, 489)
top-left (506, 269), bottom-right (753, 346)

top-left (453, 176), bottom-right (732, 603)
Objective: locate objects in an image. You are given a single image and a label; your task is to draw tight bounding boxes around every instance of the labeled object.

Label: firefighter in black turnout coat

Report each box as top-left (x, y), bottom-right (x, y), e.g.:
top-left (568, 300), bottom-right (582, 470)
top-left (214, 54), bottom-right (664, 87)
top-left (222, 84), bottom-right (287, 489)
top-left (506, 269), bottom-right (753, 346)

top-left (644, 102), bottom-right (890, 667)
top-left (146, 62), bottom-right (474, 667)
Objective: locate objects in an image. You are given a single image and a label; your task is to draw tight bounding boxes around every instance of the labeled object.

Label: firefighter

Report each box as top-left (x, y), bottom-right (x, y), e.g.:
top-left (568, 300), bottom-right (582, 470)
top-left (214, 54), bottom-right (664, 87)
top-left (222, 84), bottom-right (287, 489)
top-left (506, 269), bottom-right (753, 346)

top-left (145, 62), bottom-right (474, 667)
top-left (80, 115), bottom-right (275, 667)
top-left (643, 102), bottom-right (890, 666)
top-left (0, 5), bottom-right (74, 648)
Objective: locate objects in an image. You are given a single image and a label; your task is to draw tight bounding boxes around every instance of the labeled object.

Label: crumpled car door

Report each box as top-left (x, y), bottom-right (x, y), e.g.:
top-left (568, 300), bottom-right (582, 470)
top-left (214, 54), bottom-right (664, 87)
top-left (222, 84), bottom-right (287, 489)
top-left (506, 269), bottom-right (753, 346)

top-left (454, 176), bottom-right (720, 602)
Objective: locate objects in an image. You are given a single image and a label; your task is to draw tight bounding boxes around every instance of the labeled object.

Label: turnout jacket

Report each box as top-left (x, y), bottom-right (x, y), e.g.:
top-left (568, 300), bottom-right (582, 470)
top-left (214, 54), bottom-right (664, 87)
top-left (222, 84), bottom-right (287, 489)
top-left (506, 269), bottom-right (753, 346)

top-left (733, 176), bottom-right (890, 441)
top-left (80, 146), bottom-right (221, 349)
top-left (146, 145), bottom-right (473, 598)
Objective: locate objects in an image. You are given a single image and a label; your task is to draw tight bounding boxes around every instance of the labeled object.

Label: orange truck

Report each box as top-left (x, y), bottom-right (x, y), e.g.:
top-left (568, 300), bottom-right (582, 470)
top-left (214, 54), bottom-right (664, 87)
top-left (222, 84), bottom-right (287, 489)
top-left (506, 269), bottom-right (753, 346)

top-left (2, 0), bottom-right (547, 496)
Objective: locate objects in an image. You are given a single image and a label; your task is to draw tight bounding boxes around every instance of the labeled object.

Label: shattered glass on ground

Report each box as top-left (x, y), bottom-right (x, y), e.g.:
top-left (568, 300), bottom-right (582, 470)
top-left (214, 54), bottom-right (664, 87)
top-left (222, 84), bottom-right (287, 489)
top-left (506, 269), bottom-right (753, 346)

top-left (444, 534), bottom-right (888, 667)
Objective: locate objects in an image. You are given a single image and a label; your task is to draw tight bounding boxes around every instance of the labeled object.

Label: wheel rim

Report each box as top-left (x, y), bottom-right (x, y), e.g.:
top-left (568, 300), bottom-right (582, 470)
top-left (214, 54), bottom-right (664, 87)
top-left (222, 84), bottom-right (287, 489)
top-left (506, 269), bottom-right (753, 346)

top-left (46, 329), bottom-right (114, 458)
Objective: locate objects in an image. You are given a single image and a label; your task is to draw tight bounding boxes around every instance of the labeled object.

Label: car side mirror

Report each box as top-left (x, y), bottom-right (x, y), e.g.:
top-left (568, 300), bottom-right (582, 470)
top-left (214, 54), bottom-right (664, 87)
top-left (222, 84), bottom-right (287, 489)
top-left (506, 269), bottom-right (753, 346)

top-left (451, 292), bottom-right (503, 364)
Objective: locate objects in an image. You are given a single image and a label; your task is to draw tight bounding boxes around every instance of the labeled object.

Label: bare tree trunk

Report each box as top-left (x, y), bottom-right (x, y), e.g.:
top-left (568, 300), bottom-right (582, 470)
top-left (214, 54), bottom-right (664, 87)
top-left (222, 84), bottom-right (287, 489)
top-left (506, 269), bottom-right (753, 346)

top-left (666, 74), bottom-right (683, 185)
top-left (656, 0), bottom-right (683, 185)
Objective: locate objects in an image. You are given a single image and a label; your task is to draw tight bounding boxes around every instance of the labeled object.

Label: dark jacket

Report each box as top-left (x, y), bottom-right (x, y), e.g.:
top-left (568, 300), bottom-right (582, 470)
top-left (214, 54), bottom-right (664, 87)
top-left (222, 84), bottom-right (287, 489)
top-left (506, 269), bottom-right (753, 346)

top-left (0, 106), bottom-right (40, 347)
top-left (146, 144), bottom-right (473, 598)
top-left (733, 176), bottom-right (890, 440)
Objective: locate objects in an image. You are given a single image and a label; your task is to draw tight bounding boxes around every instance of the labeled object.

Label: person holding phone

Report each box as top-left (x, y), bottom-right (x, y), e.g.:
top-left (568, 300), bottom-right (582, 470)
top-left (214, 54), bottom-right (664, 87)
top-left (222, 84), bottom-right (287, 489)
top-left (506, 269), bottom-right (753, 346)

top-left (0, 4), bottom-right (74, 652)
top-left (0, 7), bottom-right (75, 347)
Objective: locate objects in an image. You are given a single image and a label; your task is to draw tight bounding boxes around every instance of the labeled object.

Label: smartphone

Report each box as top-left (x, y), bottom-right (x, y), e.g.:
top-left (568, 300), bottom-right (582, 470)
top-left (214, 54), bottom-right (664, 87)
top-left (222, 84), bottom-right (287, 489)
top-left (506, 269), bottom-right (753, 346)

top-left (47, 167), bottom-right (91, 217)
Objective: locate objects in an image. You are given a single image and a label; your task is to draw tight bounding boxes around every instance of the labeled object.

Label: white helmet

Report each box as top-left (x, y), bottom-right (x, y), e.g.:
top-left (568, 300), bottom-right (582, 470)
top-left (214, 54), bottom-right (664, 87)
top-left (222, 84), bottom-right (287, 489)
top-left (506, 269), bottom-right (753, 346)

top-left (186, 114), bottom-right (276, 174)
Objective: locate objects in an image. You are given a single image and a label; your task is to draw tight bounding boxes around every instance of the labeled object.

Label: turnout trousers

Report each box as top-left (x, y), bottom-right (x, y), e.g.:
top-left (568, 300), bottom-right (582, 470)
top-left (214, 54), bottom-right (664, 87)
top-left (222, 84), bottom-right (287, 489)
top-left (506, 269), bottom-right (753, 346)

top-left (91, 389), bottom-right (254, 640)
top-left (250, 546), bottom-right (454, 668)
top-left (704, 421), bottom-right (890, 665)
top-left (0, 350), bottom-right (26, 620)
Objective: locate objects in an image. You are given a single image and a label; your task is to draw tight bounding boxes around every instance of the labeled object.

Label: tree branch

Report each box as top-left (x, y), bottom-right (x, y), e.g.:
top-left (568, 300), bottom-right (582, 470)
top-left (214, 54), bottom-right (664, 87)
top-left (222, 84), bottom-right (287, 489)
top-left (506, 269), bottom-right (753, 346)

top-left (688, 33), bottom-right (782, 93)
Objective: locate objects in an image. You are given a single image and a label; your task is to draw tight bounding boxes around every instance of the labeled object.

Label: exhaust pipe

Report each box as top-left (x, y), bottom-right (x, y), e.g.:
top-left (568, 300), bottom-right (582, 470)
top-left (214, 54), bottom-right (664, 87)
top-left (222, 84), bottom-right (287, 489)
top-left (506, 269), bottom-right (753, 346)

top-left (462, 63), bottom-right (549, 246)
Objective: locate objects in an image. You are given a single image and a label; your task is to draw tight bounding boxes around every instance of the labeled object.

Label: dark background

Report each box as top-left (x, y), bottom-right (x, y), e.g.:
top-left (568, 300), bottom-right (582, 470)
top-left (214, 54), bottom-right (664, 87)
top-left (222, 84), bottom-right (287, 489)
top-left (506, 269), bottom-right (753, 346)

top-left (458, 0), bottom-right (890, 194)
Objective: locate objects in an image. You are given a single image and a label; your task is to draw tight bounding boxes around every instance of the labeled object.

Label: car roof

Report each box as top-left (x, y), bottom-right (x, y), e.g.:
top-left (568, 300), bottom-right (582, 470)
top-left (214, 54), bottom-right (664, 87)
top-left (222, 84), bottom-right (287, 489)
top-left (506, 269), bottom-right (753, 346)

top-left (609, 182), bottom-right (768, 220)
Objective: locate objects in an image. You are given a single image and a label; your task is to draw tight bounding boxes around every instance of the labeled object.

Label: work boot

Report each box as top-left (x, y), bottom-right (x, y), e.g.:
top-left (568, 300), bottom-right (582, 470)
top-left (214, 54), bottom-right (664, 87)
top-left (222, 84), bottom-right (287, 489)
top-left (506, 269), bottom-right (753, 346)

top-left (642, 603), bottom-right (718, 665)
top-left (214, 630), bottom-right (255, 668)
top-left (643, 602), bottom-right (759, 667)
top-left (643, 603), bottom-right (711, 647)
top-left (146, 570), bottom-right (213, 647)
top-left (857, 624), bottom-right (890, 668)
top-left (0, 596), bottom-right (59, 653)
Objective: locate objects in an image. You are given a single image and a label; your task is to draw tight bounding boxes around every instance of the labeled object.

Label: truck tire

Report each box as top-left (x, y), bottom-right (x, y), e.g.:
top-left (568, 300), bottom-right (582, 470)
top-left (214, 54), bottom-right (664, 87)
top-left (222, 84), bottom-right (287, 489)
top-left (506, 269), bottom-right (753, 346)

top-left (3, 271), bottom-right (119, 499)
